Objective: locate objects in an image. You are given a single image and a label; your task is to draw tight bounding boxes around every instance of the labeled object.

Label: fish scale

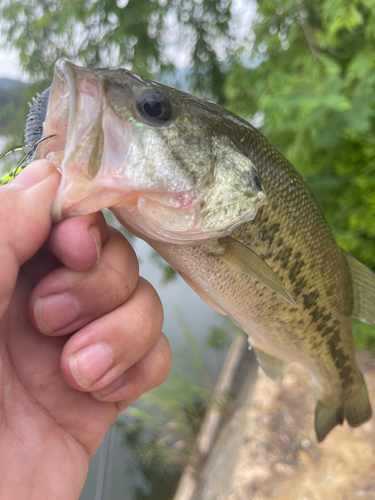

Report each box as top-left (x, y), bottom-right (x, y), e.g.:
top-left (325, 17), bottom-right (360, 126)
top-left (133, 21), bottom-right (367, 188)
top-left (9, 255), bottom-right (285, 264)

top-left (29, 60), bottom-right (374, 442)
top-left (135, 104), bottom-right (368, 441)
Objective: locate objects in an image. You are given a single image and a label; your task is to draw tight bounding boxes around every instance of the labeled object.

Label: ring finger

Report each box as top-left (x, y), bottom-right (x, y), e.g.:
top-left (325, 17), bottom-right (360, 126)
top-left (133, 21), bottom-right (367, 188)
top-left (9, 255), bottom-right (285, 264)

top-left (29, 226), bottom-right (139, 336)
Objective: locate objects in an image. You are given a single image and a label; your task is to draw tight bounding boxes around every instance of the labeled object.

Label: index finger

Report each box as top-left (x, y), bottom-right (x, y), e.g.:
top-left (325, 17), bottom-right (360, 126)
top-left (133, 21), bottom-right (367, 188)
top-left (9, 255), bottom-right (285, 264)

top-left (0, 161), bottom-right (60, 317)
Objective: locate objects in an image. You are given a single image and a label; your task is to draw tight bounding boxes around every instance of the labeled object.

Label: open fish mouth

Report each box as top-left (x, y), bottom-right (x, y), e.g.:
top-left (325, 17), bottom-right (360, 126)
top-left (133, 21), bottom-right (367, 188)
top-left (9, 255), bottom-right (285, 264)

top-left (34, 60), bottom-right (267, 244)
top-left (33, 60), bottom-right (165, 218)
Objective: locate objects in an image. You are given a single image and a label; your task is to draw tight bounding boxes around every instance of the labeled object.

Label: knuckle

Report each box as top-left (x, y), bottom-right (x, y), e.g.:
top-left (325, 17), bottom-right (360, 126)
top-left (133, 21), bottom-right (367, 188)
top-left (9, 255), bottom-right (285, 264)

top-left (143, 335), bottom-right (171, 390)
top-left (154, 335), bottom-right (172, 385)
top-left (129, 336), bottom-right (171, 395)
top-left (131, 280), bottom-right (164, 346)
top-left (102, 233), bottom-right (139, 293)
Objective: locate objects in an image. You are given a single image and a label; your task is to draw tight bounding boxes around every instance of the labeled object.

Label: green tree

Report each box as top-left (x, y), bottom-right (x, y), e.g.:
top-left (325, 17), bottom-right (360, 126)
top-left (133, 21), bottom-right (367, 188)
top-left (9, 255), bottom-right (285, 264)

top-left (223, 0), bottom-right (375, 348)
top-left (225, 0), bottom-right (375, 271)
top-left (0, 0), bottom-right (233, 101)
top-left (0, 79), bottom-right (27, 133)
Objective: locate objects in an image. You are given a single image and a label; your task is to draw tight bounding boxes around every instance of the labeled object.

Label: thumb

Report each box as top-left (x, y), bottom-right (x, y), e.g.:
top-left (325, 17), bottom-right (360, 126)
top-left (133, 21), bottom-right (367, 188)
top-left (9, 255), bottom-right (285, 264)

top-left (0, 160), bottom-right (61, 318)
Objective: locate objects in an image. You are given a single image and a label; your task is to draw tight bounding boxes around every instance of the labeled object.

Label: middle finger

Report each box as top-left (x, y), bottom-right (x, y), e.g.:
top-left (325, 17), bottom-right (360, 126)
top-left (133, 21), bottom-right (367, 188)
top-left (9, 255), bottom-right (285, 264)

top-left (29, 226), bottom-right (139, 336)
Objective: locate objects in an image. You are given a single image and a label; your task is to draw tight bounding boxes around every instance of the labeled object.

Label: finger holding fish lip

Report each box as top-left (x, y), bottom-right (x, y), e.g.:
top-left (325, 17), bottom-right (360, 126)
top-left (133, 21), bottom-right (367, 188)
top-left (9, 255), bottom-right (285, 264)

top-left (29, 225), bottom-right (139, 336)
top-left (59, 277), bottom-right (165, 393)
top-left (22, 212), bottom-right (108, 285)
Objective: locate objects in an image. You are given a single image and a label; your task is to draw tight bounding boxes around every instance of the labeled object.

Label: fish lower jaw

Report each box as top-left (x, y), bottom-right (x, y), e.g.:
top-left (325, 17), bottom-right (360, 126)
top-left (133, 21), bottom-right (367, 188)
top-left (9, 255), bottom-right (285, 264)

top-left (50, 183), bottom-right (202, 243)
top-left (51, 184), bottom-right (134, 222)
top-left (51, 179), bottom-right (229, 243)
top-left (111, 203), bottom-right (233, 245)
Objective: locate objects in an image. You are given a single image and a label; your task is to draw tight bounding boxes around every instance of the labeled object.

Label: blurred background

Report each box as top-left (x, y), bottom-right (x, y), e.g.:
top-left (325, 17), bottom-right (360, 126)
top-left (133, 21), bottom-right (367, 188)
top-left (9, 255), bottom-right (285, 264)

top-left (1, 0), bottom-right (375, 498)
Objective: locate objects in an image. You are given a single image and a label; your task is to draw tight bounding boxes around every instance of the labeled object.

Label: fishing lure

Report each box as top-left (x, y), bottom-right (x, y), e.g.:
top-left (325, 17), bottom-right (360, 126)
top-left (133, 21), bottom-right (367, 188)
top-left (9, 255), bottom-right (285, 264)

top-left (0, 87), bottom-right (52, 185)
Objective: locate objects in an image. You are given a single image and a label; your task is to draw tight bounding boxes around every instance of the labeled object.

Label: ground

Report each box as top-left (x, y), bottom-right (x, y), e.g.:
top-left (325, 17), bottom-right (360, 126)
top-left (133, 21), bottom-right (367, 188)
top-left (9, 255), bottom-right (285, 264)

top-left (191, 351), bottom-right (375, 500)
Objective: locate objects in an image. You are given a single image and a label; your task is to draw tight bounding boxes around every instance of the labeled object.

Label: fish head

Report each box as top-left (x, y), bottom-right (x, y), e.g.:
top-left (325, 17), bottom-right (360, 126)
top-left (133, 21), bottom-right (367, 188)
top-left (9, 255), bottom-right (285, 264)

top-left (35, 60), bottom-right (267, 244)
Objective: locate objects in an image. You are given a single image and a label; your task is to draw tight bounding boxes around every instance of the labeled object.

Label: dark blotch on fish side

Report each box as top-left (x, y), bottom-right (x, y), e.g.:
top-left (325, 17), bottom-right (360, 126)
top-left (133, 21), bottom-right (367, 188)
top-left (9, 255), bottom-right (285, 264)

top-left (275, 247), bottom-right (293, 270)
top-left (292, 277), bottom-right (308, 296)
top-left (326, 332), bottom-right (353, 388)
top-left (302, 290), bottom-right (320, 310)
top-left (260, 222), bottom-right (281, 249)
top-left (288, 252), bottom-right (305, 282)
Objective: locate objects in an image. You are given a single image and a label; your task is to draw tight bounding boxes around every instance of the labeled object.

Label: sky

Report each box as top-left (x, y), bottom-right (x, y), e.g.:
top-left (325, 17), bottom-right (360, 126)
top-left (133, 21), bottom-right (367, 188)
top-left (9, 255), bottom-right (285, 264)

top-left (0, 49), bottom-right (28, 81)
top-left (0, 0), bottom-right (255, 83)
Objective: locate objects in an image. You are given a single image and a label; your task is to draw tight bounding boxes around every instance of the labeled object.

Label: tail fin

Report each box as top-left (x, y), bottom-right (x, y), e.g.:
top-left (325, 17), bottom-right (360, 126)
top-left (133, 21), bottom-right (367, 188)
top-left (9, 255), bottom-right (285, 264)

top-left (315, 374), bottom-right (372, 442)
top-left (345, 373), bottom-right (372, 428)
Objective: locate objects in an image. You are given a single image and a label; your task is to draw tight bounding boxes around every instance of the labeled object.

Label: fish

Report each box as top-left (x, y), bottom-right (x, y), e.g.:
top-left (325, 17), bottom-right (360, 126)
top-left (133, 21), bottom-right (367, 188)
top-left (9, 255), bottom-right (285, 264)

top-left (33, 60), bottom-right (375, 442)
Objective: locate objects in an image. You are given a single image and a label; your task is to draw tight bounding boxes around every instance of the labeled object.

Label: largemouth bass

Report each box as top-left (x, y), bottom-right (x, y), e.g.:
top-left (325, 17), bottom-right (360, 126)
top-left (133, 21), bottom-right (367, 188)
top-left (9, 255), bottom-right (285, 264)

top-left (33, 60), bottom-right (374, 442)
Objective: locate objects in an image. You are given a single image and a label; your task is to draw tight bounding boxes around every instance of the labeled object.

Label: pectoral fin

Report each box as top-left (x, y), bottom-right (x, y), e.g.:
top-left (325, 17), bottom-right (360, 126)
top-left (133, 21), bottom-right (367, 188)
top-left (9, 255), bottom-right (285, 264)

top-left (218, 237), bottom-right (298, 308)
top-left (252, 346), bottom-right (290, 380)
top-left (342, 249), bottom-right (375, 326)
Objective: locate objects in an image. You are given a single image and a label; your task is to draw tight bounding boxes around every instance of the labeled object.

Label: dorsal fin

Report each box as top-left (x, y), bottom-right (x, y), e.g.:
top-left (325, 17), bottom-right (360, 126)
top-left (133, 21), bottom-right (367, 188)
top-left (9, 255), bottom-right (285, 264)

top-left (342, 249), bottom-right (375, 326)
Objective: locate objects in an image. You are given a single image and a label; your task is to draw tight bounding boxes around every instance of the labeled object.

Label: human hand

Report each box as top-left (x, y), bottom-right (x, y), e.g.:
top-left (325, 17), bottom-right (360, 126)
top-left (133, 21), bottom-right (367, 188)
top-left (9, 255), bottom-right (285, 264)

top-left (0, 160), bottom-right (171, 500)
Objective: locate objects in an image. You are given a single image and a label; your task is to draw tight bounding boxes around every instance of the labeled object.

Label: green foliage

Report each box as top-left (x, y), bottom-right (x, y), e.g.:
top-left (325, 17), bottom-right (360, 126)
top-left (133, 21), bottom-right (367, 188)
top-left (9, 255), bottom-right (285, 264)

top-left (150, 250), bottom-right (177, 285)
top-left (224, 0), bottom-right (375, 275)
top-left (205, 316), bottom-right (240, 350)
top-left (353, 318), bottom-right (375, 352)
top-left (205, 324), bottom-right (231, 350)
top-left (0, 0), bottom-right (233, 101)
top-left (0, 79), bottom-right (27, 134)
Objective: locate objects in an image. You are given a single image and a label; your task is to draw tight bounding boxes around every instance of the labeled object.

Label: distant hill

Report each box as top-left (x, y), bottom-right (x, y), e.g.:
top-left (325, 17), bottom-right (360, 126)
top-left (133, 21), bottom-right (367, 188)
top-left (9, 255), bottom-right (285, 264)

top-left (0, 77), bottom-right (28, 90)
top-left (0, 78), bottom-right (28, 134)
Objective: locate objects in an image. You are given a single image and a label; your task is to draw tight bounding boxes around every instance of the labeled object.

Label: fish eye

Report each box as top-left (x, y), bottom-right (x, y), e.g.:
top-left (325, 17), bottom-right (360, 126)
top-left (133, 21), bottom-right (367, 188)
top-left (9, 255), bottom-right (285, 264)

top-left (136, 91), bottom-right (172, 124)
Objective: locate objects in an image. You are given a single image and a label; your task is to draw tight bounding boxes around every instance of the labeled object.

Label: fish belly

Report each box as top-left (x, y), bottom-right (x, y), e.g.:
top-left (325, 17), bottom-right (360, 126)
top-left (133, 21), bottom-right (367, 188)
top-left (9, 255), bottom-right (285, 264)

top-left (148, 201), bottom-right (362, 407)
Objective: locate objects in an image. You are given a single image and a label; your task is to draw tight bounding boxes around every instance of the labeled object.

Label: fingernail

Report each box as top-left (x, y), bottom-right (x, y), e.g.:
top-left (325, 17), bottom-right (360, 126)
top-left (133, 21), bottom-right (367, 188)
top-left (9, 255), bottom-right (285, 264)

top-left (34, 294), bottom-right (80, 335)
top-left (11, 161), bottom-right (56, 189)
top-left (89, 226), bottom-right (101, 263)
top-left (91, 373), bottom-right (126, 400)
top-left (69, 343), bottom-right (114, 389)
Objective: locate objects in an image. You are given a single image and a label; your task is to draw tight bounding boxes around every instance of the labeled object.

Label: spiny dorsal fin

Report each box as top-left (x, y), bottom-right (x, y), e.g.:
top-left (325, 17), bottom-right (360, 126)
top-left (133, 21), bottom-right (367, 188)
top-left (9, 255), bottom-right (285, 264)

top-left (217, 237), bottom-right (298, 308)
top-left (252, 346), bottom-right (290, 381)
top-left (342, 249), bottom-right (375, 326)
